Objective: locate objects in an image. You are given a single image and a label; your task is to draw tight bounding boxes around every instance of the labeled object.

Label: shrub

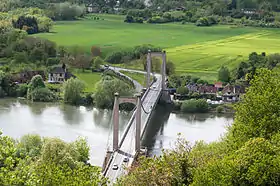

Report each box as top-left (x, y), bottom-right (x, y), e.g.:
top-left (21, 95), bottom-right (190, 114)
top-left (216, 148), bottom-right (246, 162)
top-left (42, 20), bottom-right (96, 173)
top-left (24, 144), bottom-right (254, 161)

top-left (173, 101), bottom-right (182, 111)
top-left (135, 17), bottom-right (144, 23)
top-left (29, 87), bottom-right (57, 102)
top-left (196, 17), bottom-right (209, 26)
top-left (176, 86), bottom-right (189, 95)
top-left (181, 99), bottom-right (209, 113)
top-left (124, 15), bottom-right (134, 23)
top-left (216, 105), bottom-right (224, 113)
top-left (16, 83), bottom-right (28, 97)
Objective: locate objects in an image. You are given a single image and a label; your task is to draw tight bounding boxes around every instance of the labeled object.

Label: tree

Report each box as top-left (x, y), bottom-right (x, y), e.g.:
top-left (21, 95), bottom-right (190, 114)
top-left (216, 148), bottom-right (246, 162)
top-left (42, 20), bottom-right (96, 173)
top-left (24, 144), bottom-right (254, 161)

top-left (94, 77), bottom-right (133, 109)
top-left (12, 16), bottom-right (39, 34)
top-left (218, 66), bottom-right (230, 82)
top-left (63, 78), bottom-right (85, 105)
top-left (227, 68), bottom-right (280, 148)
top-left (166, 60), bottom-right (175, 75)
top-left (117, 135), bottom-right (193, 186)
top-left (191, 137), bottom-right (280, 186)
top-left (93, 56), bottom-right (103, 69)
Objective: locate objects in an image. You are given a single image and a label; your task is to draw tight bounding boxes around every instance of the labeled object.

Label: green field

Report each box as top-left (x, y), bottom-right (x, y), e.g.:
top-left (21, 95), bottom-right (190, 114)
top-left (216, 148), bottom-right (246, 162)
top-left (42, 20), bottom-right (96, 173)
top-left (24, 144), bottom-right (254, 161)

top-left (73, 70), bottom-right (102, 92)
top-left (37, 14), bottom-right (280, 81)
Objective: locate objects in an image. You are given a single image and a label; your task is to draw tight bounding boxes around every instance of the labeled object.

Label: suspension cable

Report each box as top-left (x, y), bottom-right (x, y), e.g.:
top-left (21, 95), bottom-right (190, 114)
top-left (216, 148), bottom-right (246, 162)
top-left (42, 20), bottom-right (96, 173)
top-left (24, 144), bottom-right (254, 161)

top-left (141, 101), bottom-right (152, 114)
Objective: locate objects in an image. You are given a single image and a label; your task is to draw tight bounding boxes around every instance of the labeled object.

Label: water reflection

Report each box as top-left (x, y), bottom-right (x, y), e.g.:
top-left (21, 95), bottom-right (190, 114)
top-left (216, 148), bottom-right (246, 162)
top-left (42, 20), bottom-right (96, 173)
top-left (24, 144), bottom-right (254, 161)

top-left (60, 104), bottom-right (84, 125)
top-left (143, 106), bottom-right (234, 156)
top-left (142, 105), bottom-right (172, 153)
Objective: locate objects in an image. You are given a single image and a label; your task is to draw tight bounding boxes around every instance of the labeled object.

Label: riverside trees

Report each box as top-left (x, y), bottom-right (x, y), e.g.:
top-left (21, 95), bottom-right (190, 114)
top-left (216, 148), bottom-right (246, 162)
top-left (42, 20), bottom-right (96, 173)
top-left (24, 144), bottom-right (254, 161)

top-left (118, 68), bottom-right (280, 185)
top-left (0, 132), bottom-right (107, 185)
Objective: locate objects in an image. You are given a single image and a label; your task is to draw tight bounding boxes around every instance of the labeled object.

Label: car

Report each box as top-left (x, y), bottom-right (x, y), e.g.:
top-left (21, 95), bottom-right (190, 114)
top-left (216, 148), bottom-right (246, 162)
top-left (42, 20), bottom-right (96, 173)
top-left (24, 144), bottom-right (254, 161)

top-left (104, 64), bottom-right (109, 68)
top-left (153, 86), bottom-right (156, 89)
top-left (123, 157), bottom-right (129, 163)
top-left (112, 164), bottom-right (118, 170)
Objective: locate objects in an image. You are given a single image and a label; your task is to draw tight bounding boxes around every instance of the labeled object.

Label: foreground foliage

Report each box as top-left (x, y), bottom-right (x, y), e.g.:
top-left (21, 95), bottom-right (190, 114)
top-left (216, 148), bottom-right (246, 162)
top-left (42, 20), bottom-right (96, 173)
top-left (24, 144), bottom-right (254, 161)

top-left (119, 68), bottom-right (280, 185)
top-left (0, 132), bottom-right (106, 185)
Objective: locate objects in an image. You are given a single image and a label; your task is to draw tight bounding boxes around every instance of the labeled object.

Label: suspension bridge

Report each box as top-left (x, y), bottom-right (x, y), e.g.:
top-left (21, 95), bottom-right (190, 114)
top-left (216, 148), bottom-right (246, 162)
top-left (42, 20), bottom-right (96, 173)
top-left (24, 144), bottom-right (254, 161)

top-left (102, 50), bottom-right (171, 184)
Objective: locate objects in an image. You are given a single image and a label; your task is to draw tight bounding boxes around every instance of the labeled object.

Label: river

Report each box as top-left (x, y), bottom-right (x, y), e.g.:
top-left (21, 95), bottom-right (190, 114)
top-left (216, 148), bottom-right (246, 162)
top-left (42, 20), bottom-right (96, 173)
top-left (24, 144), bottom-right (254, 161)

top-left (0, 99), bottom-right (233, 166)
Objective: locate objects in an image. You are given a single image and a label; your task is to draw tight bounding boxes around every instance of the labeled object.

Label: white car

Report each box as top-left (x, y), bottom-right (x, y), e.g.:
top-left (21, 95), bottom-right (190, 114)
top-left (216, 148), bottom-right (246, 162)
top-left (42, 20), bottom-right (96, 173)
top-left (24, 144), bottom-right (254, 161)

top-left (153, 86), bottom-right (156, 89)
top-left (112, 164), bottom-right (118, 170)
top-left (123, 157), bottom-right (129, 163)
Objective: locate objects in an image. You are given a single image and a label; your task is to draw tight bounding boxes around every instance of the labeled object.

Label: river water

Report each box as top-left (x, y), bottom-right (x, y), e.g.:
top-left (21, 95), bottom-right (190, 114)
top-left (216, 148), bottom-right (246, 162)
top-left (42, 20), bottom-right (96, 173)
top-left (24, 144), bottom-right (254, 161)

top-left (0, 99), bottom-right (233, 166)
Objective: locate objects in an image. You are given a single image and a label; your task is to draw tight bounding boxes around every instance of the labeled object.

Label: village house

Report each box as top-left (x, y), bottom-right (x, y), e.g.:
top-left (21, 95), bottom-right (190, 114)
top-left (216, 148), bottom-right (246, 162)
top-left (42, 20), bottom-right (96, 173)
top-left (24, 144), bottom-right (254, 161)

top-left (222, 84), bottom-right (246, 102)
top-left (48, 64), bottom-right (75, 83)
top-left (214, 82), bottom-right (223, 91)
top-left (186, 83), bottom-right (217, 94)
top-left (11, 70), bottom-right (46, 84)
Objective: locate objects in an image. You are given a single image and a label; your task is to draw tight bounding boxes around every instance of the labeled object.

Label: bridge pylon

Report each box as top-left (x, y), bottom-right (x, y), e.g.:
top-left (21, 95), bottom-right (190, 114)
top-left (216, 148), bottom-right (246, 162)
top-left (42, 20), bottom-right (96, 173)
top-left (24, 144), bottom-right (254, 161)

top-left (112, 93), bottom-right (142, 153)
top-left (146, 50), bottom-right (171, 104)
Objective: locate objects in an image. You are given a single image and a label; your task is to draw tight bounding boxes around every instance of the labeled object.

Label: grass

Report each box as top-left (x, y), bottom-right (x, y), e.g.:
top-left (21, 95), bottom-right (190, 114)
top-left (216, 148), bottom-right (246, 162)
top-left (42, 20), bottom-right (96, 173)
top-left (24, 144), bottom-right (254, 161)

top-left (119, 70), bottom-right (146, 86)
top-left (72, 70), bottom-right (102, 92)
top-left (37, 14), bottom-right (280, 81)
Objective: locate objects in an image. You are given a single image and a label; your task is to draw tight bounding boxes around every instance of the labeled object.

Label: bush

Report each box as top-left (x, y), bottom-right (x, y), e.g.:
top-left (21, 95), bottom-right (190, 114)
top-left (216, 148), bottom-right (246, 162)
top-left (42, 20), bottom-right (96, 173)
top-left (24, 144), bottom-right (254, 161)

top-left (29, 87), bottom-right (57, 102)
top-left (181, 99), bottom-right (209, 113)
top-left (176, 86), bottom-right (189, 95)
top-left (173, 101), bottom-right (182, 111)
top-left (135, 17), bottom-right (144, 23)
top-left (16, 83), bottom-right (28, 97)
top-left (216, 105), bottom-right (224, 113)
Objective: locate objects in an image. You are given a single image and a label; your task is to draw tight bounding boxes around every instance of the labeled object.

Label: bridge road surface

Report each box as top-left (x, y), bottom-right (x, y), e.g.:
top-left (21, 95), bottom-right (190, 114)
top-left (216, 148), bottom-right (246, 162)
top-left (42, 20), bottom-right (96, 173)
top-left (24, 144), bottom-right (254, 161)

top-left (105, 75), bottom-right (162, 184)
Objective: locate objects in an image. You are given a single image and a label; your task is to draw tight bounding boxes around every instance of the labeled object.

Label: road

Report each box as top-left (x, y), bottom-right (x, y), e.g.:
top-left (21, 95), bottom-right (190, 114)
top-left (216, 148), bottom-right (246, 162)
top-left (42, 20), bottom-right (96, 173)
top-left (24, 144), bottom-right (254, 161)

top-left (104, 69), bottom-right (162, 184)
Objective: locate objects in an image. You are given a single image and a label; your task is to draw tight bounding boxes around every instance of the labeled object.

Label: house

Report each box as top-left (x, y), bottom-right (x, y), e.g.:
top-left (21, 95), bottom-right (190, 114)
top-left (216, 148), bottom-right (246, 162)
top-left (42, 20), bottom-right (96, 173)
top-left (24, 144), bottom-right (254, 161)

top-left (214, 82), bottom-right (223, 91)
top-left (48, 64), bottom-right (75, 83)
top-left (11, 70), bottom-right (46, 84)
top-left (197, 84), bottom-right (217, 94)
top-left (186, 83), bottom-right (217, 94)
top-left (221, 84), bottom-right (246, 102)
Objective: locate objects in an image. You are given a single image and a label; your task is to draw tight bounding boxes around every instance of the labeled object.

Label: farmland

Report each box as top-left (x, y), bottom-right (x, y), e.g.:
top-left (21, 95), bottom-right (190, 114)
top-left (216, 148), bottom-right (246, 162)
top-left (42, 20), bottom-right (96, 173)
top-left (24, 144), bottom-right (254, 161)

top-left (37, 14), bottom-right (280, 81)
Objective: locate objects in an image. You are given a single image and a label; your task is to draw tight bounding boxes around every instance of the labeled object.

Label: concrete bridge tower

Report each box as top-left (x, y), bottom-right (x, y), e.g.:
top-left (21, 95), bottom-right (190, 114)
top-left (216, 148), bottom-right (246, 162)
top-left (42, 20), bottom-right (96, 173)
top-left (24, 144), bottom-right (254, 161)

top-left (146, 50), bottom-right (171, 104)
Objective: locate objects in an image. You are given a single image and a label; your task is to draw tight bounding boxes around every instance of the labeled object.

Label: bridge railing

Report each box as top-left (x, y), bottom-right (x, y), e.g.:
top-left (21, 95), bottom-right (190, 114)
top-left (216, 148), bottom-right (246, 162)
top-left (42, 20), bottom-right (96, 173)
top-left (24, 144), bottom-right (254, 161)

top-left (103, 76), bottom-right (158, 176)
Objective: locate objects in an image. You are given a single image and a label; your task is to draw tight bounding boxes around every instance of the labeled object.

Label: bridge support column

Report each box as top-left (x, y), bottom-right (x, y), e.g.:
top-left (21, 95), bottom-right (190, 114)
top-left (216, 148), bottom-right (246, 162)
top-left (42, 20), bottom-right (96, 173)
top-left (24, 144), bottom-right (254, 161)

top-left (161, 51), bottom-right (166, 90)
top-left (146, 50), bottom-right (152, 89)
top-left (113, 93), bottom-right (119, 151)
top-left (135, 94), bottom-right (141, 153)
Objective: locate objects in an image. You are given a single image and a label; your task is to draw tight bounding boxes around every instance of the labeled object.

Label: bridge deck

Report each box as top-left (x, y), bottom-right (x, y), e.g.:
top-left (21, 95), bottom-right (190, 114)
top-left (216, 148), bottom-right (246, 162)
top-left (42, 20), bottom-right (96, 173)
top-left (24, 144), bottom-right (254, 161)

top-left (104, 76), bottom-right (162, 184)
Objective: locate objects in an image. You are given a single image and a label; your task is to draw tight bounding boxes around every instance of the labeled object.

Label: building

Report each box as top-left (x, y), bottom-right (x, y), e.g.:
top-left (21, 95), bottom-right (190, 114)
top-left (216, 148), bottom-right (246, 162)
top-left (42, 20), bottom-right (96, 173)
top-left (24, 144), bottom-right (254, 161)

top-left (11, 70), bottom-right (46, 84)
top-left (222, 84), bottom-right (246, 102)
top-left (214, 82), bottom-right (223, 91)
top-left (48, 64), bottom-right (75, 83)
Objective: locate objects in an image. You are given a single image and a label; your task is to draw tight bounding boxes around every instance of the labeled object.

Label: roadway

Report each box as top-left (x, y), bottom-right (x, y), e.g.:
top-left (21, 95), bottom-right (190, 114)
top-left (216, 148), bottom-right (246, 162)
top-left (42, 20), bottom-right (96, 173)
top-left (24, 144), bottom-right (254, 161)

top-left (104, 70), bottom-right (162, 184)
